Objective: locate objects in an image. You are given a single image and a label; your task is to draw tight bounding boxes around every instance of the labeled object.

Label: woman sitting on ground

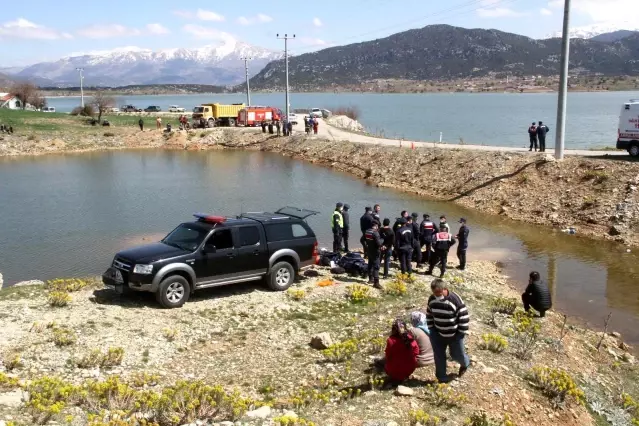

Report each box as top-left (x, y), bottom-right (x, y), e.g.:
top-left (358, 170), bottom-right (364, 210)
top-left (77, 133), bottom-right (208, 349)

top-left (410, 311), bottom-right (434, 367)
top-left (384, 319), bottom-right (419, 382)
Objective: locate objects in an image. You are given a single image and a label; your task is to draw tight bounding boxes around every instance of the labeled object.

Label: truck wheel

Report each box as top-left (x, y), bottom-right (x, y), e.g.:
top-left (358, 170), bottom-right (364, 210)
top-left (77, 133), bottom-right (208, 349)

top-left (229, 118), bottom-right (236, 127)
top-left (268, 261), bottom-right (295, 291)
top-left (156, 275), bottom-right (190, 308)
top-left (207, 119), bottom-right (215, 128)
top-left (629, 144), bottom-right (639, 157)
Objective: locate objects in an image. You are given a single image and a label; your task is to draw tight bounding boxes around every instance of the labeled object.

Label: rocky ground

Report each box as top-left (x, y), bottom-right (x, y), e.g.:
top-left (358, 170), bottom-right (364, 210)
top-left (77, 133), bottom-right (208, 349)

top-left (0, 261), bottom-right (638, 426)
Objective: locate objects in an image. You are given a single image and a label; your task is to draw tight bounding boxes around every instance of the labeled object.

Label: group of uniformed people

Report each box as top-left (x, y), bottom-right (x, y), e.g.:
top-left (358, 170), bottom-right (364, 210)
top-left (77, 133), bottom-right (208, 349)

top-left (331, 203), bottom-right (471, 288)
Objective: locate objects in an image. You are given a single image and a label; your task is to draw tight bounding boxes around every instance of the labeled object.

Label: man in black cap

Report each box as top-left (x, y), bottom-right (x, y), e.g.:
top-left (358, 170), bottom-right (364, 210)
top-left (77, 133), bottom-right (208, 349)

top-left (331, 203), bottom-right (344, 253)
top-left (360, 206), bottom-right (374, 256)
top-left (342, 204), bottom-right (351, 252)
top-left (456, 218), bottom-right (470, 270)
top-left (395, 217), bottom-right (414, 275)
top-left (410, 213), bottom-right (423, 267)
top-left (365, 221), bottom-right (384, 289)
top-left (420, 213), bottom-right (438, 264)
top-left (379, 218), bottom-right (395, 278)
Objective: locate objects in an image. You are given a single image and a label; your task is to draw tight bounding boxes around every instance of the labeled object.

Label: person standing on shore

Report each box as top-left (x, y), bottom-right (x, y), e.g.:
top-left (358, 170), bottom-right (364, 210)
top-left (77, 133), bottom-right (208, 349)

top-left (380, 218), bottom-right (395, 278)
top-left (138, 118), bottom-right (144, 131)
top-left (287, 121), bottom-right (293, 136)
top-left (342, 204), bottom-right (351, 253)
top-left (528, 122), bottom-right (538, 152)
top-left (426, 279), bottom-right (470, 383)
top-left (261, 120), bottom-right (267, 133)
top-left (360, 207), bottom-right (374, 256)
top-left (428, 224), bottom-right (456, 278)
top-left (275, 120), bottom-right (281, 137)
top-left (420, 214), bottom-right (437, 264)
top-left (411, 213), bottom-right (423, 267)
top-left (365, 221), bottom-right (384, 289)
top-left (313, 117), bottom-right (319, 135)
top-left (331, 202), bottom-right (344, 253)
top-left (393, 211), bottom-right (409, 233)
top-left (373, 204), bottom-right (382, 226)
top-left (395, 218), bottom-right (414, 275)
top-left (537, 121), bottom-right (550, 153)
top-left (456, 218), bottom-right (470, 271)
top-left (522, 271), bottom-right (552, 317)
top-left (156, 117), bottom-right (162, 130)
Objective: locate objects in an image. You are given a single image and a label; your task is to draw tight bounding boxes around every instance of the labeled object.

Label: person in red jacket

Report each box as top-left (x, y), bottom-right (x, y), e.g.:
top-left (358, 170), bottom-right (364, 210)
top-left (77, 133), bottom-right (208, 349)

top-left (384, 319), bottom-right (419, 382)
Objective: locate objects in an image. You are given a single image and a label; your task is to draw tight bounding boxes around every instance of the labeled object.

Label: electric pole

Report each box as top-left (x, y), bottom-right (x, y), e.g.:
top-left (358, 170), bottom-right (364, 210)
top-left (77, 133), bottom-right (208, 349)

top-left (555, 0), bottom-right (572, 160)
top-left (76, 67), bottom-right (85, 108)
top-left (241, 57), bottom-right (252, 106)
top-left (276, 33), bottom-right (295, 123)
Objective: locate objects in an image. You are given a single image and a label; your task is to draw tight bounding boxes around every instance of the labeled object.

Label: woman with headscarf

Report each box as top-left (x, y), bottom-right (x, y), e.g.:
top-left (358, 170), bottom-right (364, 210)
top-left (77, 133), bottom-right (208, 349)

top-left (410, 311), bottom-right (434, 367)
top-left (384, 319), bottom-right (419, 382)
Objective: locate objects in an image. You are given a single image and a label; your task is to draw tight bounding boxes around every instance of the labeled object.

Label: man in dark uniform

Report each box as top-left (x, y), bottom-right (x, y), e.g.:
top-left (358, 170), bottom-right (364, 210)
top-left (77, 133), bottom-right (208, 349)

top-left (342, 204), bottom-right (351, 252)
top-left (456, 218), bottom-right (470, 270)
top-left (410, 213), bottom-right (423, 267)
top-left (528, 122), bottom-right (538, 152)
top-left (365, 222), bottom-right (384, 289)
top-left (393, 211), bottom-right (409, 233)
top-left (536, 121), bottom-right (550, 153)
top-left (439, 215), bottom-right (447, 229)
top-left (359, 206), bottom-right (374, 256)
top-left (373, 204), bottom-right (382, 226)
top-left (379, 218), bottom-right (395, 278)
top-left (522, 271), bottom-right (552, 317)
top-left (428, 224), bottom-right (456, 278)
top-left (420, 214), bottom-right (437, 264)
top-left (331, 203), bottom-right (344, 253)
top-left (395, 218), bottom-right (414, 275)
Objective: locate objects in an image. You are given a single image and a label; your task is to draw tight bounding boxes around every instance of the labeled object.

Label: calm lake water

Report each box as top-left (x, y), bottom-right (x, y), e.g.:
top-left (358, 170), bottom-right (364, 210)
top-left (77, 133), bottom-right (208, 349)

top-left (0, 150), bottom-right (638, 343)
top-left (47, 91), bottom-right (639, 149)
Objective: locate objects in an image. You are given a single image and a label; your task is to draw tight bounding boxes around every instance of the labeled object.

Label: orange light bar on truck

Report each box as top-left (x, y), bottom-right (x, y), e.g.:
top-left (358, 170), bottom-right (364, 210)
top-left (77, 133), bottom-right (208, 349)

top-left (193, 213), bottom-right (226, 224)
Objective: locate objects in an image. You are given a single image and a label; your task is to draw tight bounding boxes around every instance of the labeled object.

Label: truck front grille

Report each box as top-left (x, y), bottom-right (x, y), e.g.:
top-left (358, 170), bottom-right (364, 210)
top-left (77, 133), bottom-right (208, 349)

top-left (113, 257), bottom-right (132, 271)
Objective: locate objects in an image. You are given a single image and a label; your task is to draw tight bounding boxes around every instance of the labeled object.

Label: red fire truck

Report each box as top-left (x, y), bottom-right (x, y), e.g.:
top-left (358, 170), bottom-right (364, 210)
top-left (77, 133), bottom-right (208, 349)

top-left (237, 106), bottom-right (283, 127)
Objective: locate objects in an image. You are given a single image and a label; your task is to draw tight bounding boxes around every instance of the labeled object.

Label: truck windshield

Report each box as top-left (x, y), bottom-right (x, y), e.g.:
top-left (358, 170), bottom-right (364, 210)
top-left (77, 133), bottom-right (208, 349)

top-left (193, 107), bottom-right (204, 113)
top-left (161, 224), bottom-right (209, 252)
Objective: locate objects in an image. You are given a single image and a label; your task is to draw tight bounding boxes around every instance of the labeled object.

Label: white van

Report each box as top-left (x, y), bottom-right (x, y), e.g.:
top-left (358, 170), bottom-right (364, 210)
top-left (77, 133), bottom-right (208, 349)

top-left (618, 99), bottom-right (639, 157)
top-left (42, 107), bottom-right (55, 113)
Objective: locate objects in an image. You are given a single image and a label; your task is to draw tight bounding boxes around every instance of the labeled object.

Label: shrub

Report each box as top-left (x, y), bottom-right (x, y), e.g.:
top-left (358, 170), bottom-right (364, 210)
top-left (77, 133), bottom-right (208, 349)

top-left (512, 310), bottom-right (541, 360)
top-left (273, 415), bottom-right (317, 425)
top-left (71, 105), bottom-right (95, 117)
top-left (26, 376), bottom-right (78, 424)
top-left (527, 366), bottom-right (585, 405)
top-left (3, 352), bottom-right (23, 371)
top-left (465, 411), bottom-right (516, 426)
top-left (52, 327), bottom-right (77, 347)
top-left (368, 336), bottom-right (386, 354)
top-left (82, 375), bottom-right (138, 412)
top-left (425, 383), bottom-right (468, 407)
top-left (0, 372), bottom-right (20, 391)
top-left (101, 347), bottom-right (124, 367)
top-left (409, 409), bottom-right (441, 426)
top-left (76, 350), bottom-right (103, 369)
top-left (333, 106), bottom-right (360, 120)
top-left (46, 278), bottom-right (92, 292)
top-left (479, 333), bottom-right (508, 353)
top-left (129, 372), bottom-right (160, 388)
top-left (368, 375), bottom-right (386, 390)
top-left (162, 328), bottom-right (178, 342)
top-left (385, 279), bottom-right (408, 296)
top-left (491, 297), bottom-right (518, 316)
top-left (396, 272), bottom-right (417, 284)
top-left (287, 288), bottom-right (307, 301)
top-left (321, 339), bottom-right (358, 362)
top-left (47, 291), bottom-right (71, 307)
top-left (345, 284), bottom-right (372, 304)
top-left (582, 170), bottom-right (609, 184)
top-left (622, 392), bottom-right (639, 425)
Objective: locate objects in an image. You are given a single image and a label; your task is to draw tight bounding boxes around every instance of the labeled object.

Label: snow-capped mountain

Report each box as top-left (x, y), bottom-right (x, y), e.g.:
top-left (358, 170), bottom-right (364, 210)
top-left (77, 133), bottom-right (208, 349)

top-left (547, 22), bottom-right (639, 40)
top-left (10, 39), bottom-right (283, 87)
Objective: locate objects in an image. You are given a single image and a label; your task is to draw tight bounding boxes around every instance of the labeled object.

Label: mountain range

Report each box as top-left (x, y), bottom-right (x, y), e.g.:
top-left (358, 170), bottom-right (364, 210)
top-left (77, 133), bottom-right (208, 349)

top-left (249, 25), bottom-right (639, 90)
top-left (549, 23), bottom-right (639, 40)
top-left (3, 39), bottom-right (282, 87)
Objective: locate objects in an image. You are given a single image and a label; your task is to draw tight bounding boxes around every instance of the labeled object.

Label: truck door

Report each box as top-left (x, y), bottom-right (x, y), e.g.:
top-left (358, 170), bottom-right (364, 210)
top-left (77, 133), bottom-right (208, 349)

top-left (234, 225), bottom-right (268, 276)
top-left (195, 228), bottom-right (238, 283)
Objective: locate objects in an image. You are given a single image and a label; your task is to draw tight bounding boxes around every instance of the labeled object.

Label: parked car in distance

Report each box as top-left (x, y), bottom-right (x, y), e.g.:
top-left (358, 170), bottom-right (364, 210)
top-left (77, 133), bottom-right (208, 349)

top-left (41, 107), bottom-right (56, 113)
top-left (102, 207), bottom-right (320, 308)
top-left (617, 99), bottom-right (639, 157)
top-left (287, 113), bottom-right (299, 125)
top-left (144, 106), bottom-right (162, 113)
top-left (121, 105), bottom-right (142, 113)
top-left (169, 105), bottom-right (186, 113)
top-left (108, 107), bottom-right (120, 113)
top-left (310, 108), bottom-right (323, 118)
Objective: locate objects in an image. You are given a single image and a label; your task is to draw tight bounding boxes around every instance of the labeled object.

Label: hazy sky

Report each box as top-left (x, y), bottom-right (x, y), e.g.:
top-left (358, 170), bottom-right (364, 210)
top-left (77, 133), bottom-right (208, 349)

top-left (1, 0), bottom-right (637, 66)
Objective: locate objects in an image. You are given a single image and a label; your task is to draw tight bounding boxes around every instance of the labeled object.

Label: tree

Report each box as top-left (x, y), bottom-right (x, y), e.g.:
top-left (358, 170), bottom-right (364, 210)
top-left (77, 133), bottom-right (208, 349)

top-left (31, 93), bottom-right (48, 111)
top-left (91, 91), bottom-right (116, 123)
top-left (9, 82), bottom-right (38, 110)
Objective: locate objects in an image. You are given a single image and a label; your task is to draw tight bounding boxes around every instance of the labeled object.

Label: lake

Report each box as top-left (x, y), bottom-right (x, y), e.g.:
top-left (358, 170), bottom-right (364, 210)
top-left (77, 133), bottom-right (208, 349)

top-left (1, 150), bottom-right (638, 343)
top-left (46, 91), bottom-right (639, 149)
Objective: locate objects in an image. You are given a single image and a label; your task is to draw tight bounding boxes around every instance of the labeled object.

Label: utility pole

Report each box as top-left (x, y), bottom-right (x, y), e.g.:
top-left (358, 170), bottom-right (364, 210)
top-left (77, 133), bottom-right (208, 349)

top-left (554, 0), bottom-right (572, 160)
top-left (76, 67), bottom-right (85, 108)
top-left (276, 33), bottom-right (295, 122)
top-left (241, 57), bottom-right (252, 106)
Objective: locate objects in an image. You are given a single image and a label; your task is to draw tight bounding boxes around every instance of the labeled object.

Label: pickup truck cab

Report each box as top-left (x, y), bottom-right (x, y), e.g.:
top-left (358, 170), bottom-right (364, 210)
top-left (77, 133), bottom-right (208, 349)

top-left (617, 99), bottom-right (639, 157)
top-left (102, 207), bottom-right (319, 308)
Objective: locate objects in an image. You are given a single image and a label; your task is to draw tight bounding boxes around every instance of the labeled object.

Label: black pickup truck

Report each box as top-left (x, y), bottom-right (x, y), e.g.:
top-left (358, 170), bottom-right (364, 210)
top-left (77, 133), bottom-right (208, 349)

top-left (102, 207), bottom-right (319, 308)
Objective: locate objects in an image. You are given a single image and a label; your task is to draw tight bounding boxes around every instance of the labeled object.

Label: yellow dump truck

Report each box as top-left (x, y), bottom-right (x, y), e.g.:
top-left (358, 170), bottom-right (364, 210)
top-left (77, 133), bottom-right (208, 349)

top-left (192, 103), bottom-right (245, 128)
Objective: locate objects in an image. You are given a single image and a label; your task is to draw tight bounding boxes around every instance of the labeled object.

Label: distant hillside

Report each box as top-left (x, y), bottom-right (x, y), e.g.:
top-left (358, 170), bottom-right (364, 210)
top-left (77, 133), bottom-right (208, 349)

top-left (40, 84), bottom-right (229, 95)
top-left (0, 73), bottom-right (14, 89)
top-left (250, 25), bottom-right (639, 90)
top-left (591, 30), bottom-right (639, 43)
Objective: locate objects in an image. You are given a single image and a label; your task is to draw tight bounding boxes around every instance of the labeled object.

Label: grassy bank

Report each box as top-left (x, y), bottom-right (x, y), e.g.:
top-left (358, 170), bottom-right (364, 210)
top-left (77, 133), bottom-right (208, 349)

top-left (0, 262), bottom-right (637, 426)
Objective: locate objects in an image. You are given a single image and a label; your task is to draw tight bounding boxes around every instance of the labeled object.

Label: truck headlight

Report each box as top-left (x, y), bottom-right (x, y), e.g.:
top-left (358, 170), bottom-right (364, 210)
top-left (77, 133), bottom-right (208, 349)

top-left (133, 264), bottom-right (153, 275)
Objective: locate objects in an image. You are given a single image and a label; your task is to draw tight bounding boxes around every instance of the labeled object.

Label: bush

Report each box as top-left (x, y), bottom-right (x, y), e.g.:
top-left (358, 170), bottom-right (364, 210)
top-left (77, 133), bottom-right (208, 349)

top-left (345, 284), bottom-right (372, 304)
top-left (385, 278), bottom-right (408, 296)
top-left (527, 366), bottom-right (585, 405)
top-left (26, 376), bottom-right (78, 424)
top-left (424, 383), bottom-right (468, 407)
top-left (582, 170), bottom-right (609, 184)
top-left (273, 415), bottom-right (317, 425)
top-left (465, 411), bottom-right (516, 426)
top-left (0, 372), bottom-right (20, 391)
top-left (287, 288), bottom-right (307, 301)
top-left (368, 336), bottom-right (386, 354)
top-left (409, 409), bottom-right (441, 425)
top-left (491, 297), bottom-right (518, 315)
top-left (321, 339), bottom-right (358, 362)
top-left (333, 106), bottom-right (360, 121)
top-left (71, 105), bottom-right (95, 117)
top-left (52, 327), bottom-right (77, 347)
top-left (3, 352), bottom-right (23, 371)
top-left (47, 291), bottom-right (71, 307)
top-left (46, 278), bottom-right (92, 293)
top-left (512, 310), bottom-right (541, 360)
top-left (129, 372), bottom-right (160, 388)
top-left (76, 350), bottom-right (103, 369)
top-left (162, 328), bottom-right (178, 342)
top-left (479, 333), bottom-right (508, 353)
top-left (101, 347), bottom-right (124, 367)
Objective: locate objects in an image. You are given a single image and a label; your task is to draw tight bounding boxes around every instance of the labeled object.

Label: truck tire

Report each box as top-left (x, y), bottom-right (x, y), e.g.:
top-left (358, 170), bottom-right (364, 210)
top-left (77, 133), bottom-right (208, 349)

top-left (629, 143), bottom-right (639, 158)
top-left (156, 275), bottom-right (190, 308)
top-left (268, 261), bottom-right (295, 291)
top-left (229, 118), bottom-right (236, 127)
top-left (207, 118), bottom-right (215, 128)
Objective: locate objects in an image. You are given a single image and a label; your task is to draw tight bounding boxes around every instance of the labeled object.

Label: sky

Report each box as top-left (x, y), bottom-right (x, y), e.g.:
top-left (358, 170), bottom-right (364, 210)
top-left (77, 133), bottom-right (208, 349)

top-left (1, 0), bottom-right (638, 67)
